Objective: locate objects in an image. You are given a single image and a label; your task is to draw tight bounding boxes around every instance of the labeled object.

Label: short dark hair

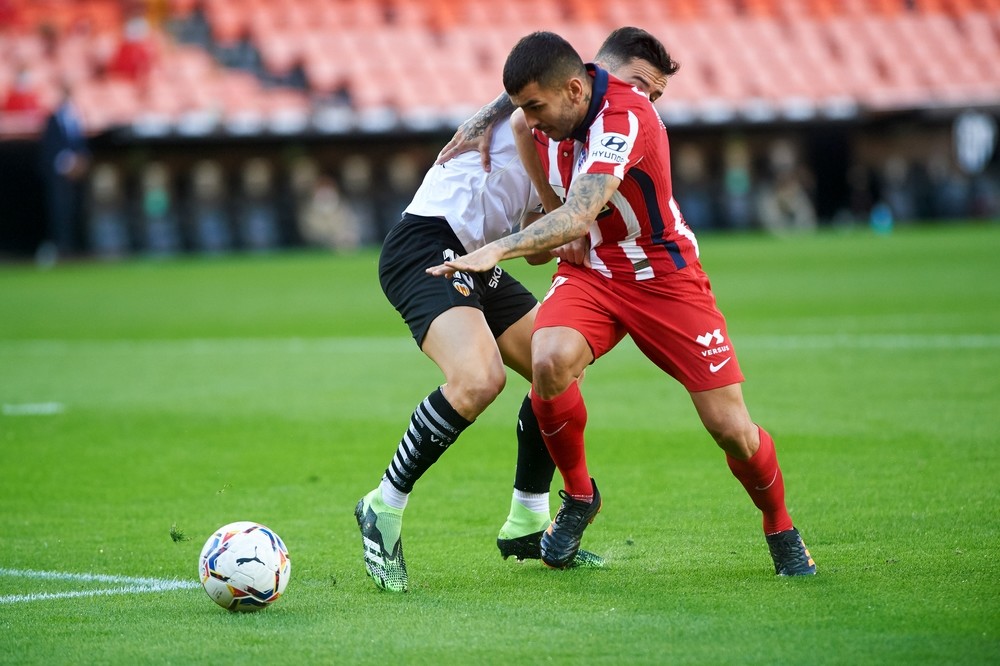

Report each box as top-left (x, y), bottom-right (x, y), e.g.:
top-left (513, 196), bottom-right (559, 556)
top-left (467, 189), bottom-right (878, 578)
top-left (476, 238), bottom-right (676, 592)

top-left (502, 31), bottom-right (587, 97)
top-left (595, 27), bottom-right (680, 78)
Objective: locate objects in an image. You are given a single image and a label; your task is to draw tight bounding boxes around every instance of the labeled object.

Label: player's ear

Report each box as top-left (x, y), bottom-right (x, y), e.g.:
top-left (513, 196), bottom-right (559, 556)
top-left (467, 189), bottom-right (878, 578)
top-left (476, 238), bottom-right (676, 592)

top-left (566, 77), bottom-right (586, 104)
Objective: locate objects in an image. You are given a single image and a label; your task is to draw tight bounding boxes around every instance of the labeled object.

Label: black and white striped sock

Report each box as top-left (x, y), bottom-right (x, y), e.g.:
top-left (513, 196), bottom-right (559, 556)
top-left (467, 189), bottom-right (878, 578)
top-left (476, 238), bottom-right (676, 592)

top-left (383, 387), bottom-right (472, 494)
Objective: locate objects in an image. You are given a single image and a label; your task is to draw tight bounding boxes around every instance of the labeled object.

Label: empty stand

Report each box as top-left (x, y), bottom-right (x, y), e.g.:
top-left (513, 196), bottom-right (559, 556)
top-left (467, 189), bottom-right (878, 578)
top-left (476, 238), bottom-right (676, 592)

top-left (0, 0), bottom-right (998, 136)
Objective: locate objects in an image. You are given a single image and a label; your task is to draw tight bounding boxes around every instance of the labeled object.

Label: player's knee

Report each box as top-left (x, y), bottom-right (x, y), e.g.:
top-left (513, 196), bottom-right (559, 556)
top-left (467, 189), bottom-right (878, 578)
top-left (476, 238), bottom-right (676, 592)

top-left (531, 351), bottom-right (574, 399)
top-left (447, 362), bottom-right (507, 416)
top-left (708, 419), bottom-right (758, 459)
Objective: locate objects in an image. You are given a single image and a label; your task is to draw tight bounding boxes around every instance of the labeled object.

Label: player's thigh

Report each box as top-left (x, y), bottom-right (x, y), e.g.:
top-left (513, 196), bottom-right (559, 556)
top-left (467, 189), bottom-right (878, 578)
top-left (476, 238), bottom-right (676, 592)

top-left (496, 303), bottom-right (539, 382)
top-left (422, 306), bottom-right (506, 385)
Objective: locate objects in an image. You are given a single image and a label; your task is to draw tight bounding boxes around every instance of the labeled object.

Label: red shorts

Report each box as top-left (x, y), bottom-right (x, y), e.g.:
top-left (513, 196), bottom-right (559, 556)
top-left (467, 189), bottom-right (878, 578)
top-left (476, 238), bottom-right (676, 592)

top-left (533, 261), bottom-right (745, 392)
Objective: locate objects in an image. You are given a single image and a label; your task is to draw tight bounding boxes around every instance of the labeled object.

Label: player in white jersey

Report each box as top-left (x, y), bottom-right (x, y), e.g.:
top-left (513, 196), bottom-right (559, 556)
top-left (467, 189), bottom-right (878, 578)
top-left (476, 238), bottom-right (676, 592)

top-left (355, 35), bottom-right (675, 593)
top-left (405, 119), bottom-right (538, 252)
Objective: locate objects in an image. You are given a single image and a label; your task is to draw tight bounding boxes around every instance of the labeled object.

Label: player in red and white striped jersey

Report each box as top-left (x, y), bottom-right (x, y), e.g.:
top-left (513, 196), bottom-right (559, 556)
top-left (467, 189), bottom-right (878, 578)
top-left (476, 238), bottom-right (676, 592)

top-left (430, 30), bottom-right (816, 576)
top-left (530, 66), bottom-right (700, 281)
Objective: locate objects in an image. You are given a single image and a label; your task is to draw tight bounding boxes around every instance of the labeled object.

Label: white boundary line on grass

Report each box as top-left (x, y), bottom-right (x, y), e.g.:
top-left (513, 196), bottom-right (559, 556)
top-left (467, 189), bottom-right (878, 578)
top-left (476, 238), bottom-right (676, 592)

top-left (2, 402), bottom-right (65, 416)
top-left (0, 568), bottom-right (200, 605)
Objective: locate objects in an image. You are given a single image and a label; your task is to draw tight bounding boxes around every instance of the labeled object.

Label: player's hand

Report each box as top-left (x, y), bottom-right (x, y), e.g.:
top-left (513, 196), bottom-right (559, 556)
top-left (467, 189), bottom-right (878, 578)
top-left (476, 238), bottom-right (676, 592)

top-left (426, 244), bottom-right (505, 278)
top-left (435, 122), bottom-right (495, 172)
top-left (551, 237), bottom-right (591, 267)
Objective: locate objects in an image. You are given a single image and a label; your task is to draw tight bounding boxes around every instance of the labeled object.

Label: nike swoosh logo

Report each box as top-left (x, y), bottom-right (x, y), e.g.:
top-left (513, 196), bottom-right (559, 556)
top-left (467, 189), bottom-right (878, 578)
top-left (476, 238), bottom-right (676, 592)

top-left (709, 357), bottom-right (732, 373)
top-left (541, 422), bottom-right (568, 437)
top-left (754, 469), bottom-right (779, 491)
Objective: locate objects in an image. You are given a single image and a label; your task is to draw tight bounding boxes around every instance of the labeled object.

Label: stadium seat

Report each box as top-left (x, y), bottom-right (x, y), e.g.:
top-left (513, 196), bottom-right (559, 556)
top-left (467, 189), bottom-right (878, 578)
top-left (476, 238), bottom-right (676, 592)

top-left (602, 0), bottom-right (669, 25)
top-left (302, 49), bottom-right (348, 97)
top-left (203, 0), bottom-right (247, 46)
top-left (2, 0), bottom-right (999, 138)
top-left (256, 30), bottom-right (301, 77)
top-left (73, 78), bottom-right (139, 130)
top-left (338, 0), bottom-right (387, 29)
top-left (566, 0), bottom-right (603, 23)
top-left (384, 0), bottom-right (429, 28)
top-left (168, 0), bottom-right (200, 20)
top-left (558, 23), bottom-right (611, 63)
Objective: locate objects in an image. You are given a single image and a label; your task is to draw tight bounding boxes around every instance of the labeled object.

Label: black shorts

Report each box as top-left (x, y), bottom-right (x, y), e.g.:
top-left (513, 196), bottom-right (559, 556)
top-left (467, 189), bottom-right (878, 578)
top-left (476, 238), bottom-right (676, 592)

top-left (379, 213), bottom-right (538, 347)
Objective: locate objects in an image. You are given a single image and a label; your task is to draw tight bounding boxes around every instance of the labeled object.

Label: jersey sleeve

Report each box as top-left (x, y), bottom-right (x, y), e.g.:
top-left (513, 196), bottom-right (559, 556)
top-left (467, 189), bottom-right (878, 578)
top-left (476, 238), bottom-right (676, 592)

top-left (579, 106), bottom-right (643, 181)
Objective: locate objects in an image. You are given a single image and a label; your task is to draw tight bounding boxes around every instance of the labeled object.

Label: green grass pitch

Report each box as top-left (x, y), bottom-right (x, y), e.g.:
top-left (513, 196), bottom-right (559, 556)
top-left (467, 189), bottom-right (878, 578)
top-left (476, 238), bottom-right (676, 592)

top-left (1, 224), bottom-right (998, 664)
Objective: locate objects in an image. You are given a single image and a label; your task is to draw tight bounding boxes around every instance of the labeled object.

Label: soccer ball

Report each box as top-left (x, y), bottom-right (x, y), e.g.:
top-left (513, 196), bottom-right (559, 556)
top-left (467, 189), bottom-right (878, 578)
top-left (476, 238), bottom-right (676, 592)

top-left (198, 521), bottom-right (291, 612)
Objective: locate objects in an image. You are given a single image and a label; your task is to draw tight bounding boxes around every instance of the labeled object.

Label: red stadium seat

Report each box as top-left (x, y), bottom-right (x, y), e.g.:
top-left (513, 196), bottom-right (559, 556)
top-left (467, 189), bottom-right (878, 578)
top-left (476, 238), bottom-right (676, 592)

top-left (2, 0), bottom-right (999, 138)
top-left (203, 0), bottom-right (247, 46)
top-left (168, 0), bottom-right (199, 19)
top-left (302, 50), bottom-right (348, 96)
top-left (566, 0), bottom-right (604, 23)
top-left (257, 30), bottom-right (301, 77)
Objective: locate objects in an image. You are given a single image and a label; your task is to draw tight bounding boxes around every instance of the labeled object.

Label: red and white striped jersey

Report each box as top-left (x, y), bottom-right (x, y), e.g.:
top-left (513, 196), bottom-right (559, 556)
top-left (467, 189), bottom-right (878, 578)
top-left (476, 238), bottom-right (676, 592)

top-left (535, 65), bottom-right (700, 280)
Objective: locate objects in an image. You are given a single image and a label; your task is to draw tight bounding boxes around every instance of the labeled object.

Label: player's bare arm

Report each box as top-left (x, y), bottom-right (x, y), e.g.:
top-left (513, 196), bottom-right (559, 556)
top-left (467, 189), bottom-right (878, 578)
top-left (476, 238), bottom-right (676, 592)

top-left (520, 211), bottom-right (553, 265)
top-left (426, 172), bottom-right (619, 276)
top-left (511, 109), bottom-right (562, 213)
top-left (435, 92), bottom-right (516, 171)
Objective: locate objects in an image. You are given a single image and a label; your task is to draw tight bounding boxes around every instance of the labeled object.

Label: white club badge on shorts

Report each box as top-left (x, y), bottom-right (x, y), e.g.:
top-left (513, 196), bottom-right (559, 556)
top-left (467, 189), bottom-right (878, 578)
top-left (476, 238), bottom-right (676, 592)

top-left (443, 248), bottom-right (473, 297)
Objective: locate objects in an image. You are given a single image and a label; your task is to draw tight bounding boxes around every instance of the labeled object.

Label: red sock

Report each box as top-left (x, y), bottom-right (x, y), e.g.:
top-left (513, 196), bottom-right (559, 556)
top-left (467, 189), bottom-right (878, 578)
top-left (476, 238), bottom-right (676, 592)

top-left (531, 382), bottom-right (591, 497)
top-left (726, 426), bottom-right (793, 535)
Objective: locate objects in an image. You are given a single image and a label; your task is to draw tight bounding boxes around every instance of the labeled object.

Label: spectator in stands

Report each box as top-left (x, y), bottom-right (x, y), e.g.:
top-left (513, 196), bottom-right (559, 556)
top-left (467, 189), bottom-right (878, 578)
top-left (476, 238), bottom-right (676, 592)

top-left (237, 158), bottom-right (281, 251)
top-left (338, 154), bottom-right (379, 245)
top-left (139, 161), bottom-right (182, 255)
top-left (2, 68), bottom-right (42, 115)
top-left (37, 84), bottom-right (90, 264)
top-left (844, 162), bottom-right (876, 223)
top-left (298, 174), bottom-right (360, 251)
top-left (107, 15), bottom-right (156, 82)
top-left (86, 162), bottom-right (129, 258)
top-left (756, 140), bottom-right (817, 234)
top-left (673, 143), bottom-right (714, 230)
top-left (375, 152), bottom-right (421, 242)
top-left (879, 156), bottom-right (918, 222)
top-left (969, 171), bottom-right (1000, 218)
top-left (188, 159), bottom-right (233, 253)
top-left (927, 154), bottom-right (970, 219)
top-left (287, 155), bottom-right (319, 245)
top-left (721, 138), bottom-right (755, 231)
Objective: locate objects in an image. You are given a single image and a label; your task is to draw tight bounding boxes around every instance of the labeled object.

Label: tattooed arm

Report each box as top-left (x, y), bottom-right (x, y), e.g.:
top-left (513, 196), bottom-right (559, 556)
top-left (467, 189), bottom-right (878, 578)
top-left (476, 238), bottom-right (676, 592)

top-left (426, 173), bottom-right (620, 276)
top-left (434, 92), bottom-right (516, 172)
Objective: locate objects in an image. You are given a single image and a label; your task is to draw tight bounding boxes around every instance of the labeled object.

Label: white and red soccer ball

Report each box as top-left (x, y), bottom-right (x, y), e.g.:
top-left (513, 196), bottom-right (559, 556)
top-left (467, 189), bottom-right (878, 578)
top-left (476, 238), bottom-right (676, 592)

top-left (199, 521), bottom-right (291, 612)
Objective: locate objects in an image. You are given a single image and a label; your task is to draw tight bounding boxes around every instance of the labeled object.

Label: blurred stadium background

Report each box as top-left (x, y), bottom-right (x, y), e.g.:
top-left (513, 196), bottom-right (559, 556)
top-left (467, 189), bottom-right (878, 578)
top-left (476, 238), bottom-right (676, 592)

top-left (1, 0), bottom-right (998, 260)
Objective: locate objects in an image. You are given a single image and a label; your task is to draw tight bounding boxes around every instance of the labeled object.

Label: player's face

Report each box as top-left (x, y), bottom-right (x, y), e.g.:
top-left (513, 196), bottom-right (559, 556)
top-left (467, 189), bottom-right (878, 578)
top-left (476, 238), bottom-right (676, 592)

top-left (510, 79), bottom-right (586, 141)
top-left (612, 58), bottom-right (668, 102)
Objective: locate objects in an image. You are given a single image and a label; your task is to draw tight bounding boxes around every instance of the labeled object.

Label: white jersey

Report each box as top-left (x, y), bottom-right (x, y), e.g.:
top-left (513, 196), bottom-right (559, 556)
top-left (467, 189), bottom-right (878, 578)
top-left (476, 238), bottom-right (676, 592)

top-left (405, 118), bottom-right (541, 252)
